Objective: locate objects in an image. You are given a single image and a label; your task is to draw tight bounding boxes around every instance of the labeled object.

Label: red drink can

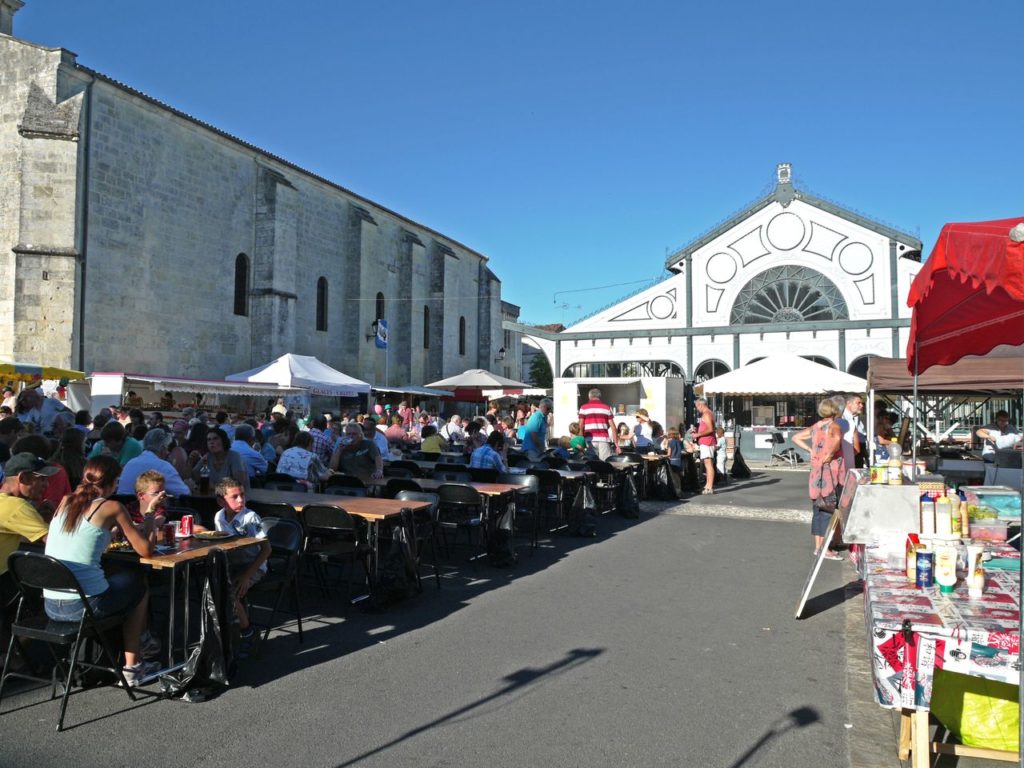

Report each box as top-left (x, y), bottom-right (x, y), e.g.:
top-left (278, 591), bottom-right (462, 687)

top-left (162, 523), bottom-right (176, 547)
top-left (180, 515), bottom-right (193, 536)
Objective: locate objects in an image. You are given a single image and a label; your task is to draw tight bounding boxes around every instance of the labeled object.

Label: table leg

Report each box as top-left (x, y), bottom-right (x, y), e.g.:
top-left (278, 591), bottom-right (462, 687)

top-left (911, 708), bottom-right (930, 768)
top-left (183, 561), bottom-right (191, 659)
top-left (898, 710), bottom-right (912, 760)
top-left (167, 565), bottom-right (177, 666)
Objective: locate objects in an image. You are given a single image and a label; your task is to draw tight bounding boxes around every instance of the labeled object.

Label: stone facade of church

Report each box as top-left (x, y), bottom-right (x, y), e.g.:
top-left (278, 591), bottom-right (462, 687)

top-left (0, 3), bottom-right (519, 386)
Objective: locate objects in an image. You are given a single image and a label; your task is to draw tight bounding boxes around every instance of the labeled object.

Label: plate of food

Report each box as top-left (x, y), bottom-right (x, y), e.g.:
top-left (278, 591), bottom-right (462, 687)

top-left (107, 540), bottom-right (133, 552)
top-left (194, 530), bottom-right (234, 540)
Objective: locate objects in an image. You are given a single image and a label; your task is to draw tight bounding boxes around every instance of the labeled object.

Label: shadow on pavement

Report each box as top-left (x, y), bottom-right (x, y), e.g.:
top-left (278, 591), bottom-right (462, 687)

top-left (799, 580), bottom-right (861, 620)
top-left (726, 706), bottom-right (822, 768)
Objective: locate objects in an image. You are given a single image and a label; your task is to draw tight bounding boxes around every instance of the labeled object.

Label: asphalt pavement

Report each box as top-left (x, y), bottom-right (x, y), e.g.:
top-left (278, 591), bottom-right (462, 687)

top-left (0, 469), bottom-right (991, 768)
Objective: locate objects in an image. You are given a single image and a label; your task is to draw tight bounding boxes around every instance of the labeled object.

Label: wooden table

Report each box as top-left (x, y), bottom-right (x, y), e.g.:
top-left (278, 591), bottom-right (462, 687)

top-left (107, 535), bottom-right (263, 670)
top-left (248, 489), bottom-right (431, 587)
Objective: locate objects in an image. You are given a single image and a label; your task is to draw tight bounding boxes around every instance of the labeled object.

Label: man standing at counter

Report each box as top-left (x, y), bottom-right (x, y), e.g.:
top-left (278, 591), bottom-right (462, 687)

top-left (977, 410), bottom-right (1021, 460)
top-left (841, 394), bottom-right (865, 468)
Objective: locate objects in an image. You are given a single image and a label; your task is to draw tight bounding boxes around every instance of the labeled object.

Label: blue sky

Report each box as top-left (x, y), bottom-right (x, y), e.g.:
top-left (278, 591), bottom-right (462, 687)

top-left (17, 1), bottom-right (1023, 326)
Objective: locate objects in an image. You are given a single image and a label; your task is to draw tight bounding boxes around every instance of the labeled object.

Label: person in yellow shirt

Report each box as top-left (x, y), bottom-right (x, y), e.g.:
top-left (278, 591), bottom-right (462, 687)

top-left (419, 425), bottom-right (447, 456)
top-left (0, 453), bottom-right (53, 576)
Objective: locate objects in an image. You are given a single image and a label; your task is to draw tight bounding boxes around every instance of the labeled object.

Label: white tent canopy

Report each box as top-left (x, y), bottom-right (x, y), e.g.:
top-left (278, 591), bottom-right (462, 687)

top-left (696, 354), bottom-right (867, 396)
top-left (425, 369), bottom-right (532, 389)
top-left (226, 354), bottom-right (370, 397)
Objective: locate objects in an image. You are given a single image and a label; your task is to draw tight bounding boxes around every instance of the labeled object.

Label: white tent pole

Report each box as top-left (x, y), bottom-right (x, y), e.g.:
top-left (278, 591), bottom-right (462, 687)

top-left (912, 345), bottom-right (919, 477)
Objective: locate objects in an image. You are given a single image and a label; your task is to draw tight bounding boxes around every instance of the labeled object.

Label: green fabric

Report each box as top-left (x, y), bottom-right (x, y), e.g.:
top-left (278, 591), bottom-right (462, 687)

top-left (930, 668), bottom-right (1019, 751)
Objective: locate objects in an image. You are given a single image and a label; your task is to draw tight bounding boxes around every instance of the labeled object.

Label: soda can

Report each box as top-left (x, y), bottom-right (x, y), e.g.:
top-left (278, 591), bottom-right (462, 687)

top-left (915, 550), bottom-right (934, 588)
top-left (180, 515), bottom-right (193, 537)
top-left (162, 523), bottom-right (176, 548)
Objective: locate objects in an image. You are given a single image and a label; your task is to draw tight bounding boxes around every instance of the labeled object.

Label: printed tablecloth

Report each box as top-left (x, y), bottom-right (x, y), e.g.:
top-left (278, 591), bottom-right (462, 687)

top-left (864, 545), bottom-right (1020, 710)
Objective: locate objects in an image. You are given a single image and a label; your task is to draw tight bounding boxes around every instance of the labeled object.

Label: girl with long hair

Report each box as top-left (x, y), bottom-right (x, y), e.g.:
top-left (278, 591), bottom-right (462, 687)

top-left (43, 455), bottom-right (161, 685)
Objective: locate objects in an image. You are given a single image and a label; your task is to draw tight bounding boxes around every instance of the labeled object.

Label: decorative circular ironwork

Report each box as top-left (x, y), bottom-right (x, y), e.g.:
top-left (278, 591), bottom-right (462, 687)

top-left (729, 265), bottom-right (848, 325)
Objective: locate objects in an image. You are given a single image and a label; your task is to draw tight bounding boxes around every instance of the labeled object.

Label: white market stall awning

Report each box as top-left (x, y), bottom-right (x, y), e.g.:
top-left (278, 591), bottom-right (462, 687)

top-left (696, 354), bottom-right (867, 396)
top-left (425, 369), bottom-right (532, 389)
top-left (481, 388), bottom-right (550, 398)
top-left (90, 372), bottom-right (307, 397)
top-left (371, 385), bottom-right (454, 398)
top-left (226, 354), bottom-right (370, 397)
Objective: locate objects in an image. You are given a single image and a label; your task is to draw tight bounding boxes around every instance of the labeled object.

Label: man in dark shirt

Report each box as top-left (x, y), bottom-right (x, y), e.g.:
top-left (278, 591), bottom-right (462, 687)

top-left (329, 423), bottom-right (383, 482)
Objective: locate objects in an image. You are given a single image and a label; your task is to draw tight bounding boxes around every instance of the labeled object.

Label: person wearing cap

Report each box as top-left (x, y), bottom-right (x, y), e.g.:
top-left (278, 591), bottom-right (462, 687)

top-left (271, 399), bottom-right (288, 418)
top-left (12, 435), bottom-right (72, 516)
top-left (115, 428), bottom-right (192, 497)
top-left (0, 453), bottom-right (52, 577)
top-left (15, 382), bottom-right (71, 437)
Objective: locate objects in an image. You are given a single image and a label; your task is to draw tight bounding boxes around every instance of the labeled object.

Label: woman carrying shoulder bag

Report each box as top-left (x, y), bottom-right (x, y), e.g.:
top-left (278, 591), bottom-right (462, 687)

top-left (792, 398), bottom-right (846, 560)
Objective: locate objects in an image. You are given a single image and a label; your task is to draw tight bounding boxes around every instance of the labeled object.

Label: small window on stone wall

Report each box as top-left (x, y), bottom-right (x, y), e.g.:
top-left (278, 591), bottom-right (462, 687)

top-left (234, 254), bottom-right (249, 316)
top-left (459, 316), bottom-right (466, 355)
top-left (316, 277), bottom-right (328, 331)
top-left (376, 292), bottom-right (385, 322)
top-left (423, 306), bottom-right (430, 349)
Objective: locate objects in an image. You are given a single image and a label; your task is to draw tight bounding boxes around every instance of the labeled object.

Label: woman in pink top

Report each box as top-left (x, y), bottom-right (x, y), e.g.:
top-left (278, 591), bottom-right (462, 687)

top-left (692, 399), bottom-right (717, 494)
top-left (792, 398), bottom-right (846, 560)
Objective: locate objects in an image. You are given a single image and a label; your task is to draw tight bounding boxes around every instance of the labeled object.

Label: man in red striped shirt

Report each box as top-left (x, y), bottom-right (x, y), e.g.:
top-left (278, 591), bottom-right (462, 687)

top-left (578, 388), bottom-right (619, 461)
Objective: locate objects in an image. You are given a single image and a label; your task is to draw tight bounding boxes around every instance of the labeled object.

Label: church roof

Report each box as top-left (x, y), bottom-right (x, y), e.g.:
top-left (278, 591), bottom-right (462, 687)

top-left (664, 165), bottom-right (922, 272)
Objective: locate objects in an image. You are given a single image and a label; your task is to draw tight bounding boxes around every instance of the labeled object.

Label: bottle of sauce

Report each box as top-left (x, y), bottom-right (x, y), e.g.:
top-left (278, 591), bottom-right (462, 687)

top-left (919, 495), bottom-right (936, 536)
top-left (887, 439), bottom-right (903, 485)
top-left (959, 500), bottom-right (970, 538)
top-left (935, 496), bottom-right (953, 537)
top-left (966, 544), bottom-right (985, 598)
top-left (950, 499), bottom-right (961, 537)
top-left (935, 545), bottom-right (957, 594)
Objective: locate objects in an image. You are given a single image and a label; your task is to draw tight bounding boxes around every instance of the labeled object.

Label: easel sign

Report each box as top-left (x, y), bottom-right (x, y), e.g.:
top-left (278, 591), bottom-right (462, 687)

top-left (794, 475), bottom-right (860, 619)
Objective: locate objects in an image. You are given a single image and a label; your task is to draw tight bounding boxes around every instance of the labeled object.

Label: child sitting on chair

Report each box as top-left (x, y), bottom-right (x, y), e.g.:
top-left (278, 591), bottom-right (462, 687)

top-left (213, 478), bottom-right (271, 658)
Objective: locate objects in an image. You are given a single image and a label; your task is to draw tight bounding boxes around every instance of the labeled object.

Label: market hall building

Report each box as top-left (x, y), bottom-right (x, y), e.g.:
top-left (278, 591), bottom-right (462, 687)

top-left (514, 164), bottom-right (924, 436)
top-left (0, 2), bottom-right (522, 387)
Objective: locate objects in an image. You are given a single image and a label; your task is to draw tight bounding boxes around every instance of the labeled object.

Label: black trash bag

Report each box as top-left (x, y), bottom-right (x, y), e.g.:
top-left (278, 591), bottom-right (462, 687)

top-left (568, 483), bottom-right (598, 537)
top-left (160, 548), bottom-right (234, 701)
top-left (730, 447), bottom-right (752, 480)
top-left (618, 473), bottom-right (640, 519)
top-left (487, 500), bottom-right (518, 566)
top-left (372, 517), bottom-right (418, 608)
top-left (653, 461), bottom-right (678, 501)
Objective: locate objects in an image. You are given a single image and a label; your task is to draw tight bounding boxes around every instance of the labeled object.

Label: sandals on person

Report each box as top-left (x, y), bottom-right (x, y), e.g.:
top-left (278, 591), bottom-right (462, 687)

top-left (824, 551), bottom-right (844, 561)
top-left (701, 488), bottom-right (714, 495)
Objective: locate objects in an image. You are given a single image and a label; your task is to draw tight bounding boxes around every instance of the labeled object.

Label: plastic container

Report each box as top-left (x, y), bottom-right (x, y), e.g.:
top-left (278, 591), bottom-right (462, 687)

top-left (969, 519), bottom-right (1009, 543)
top-left (935, 545), bottom-right (957, 594)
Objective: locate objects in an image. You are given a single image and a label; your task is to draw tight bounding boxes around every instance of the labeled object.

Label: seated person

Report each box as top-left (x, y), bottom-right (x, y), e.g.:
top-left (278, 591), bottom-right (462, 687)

top-left (419, 424), bottom-right (446, 456)
top-left (384, 415), bottom-right (409, 447)
top-left (276, 431), bottom-right (332, 487)
top-left (212, 478), bottom-right (271, 659)
top-left (665, 428), bottom-right (683, 468)
top-left (0, 452), bottom-right (52, 583)
top-left (11, 434), bottom-right (72, 519)
top-left (329, 423), bottom-right (384, 482)
top-left (551, 437), bottom-right (572, 461)
top-left (87, 420), bottom-right (144, 467)
top-left (43, 455), bottom-right (160, 686)
top-left (462, 419), bottom-right (487, 458)
top-left (469, 431), bottom-right (509, 473)
top-left (568, 422), bottom-right (587, 457)
top-left (977, 410), bottom-right (1022, 459)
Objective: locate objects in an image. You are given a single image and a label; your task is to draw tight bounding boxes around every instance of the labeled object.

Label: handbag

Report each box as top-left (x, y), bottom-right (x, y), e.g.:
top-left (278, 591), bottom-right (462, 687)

top-left (814, 464), bottom-right (841, 513)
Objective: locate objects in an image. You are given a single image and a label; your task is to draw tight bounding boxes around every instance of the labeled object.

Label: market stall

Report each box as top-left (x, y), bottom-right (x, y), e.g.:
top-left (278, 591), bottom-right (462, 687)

top-left (845, 216), bottom-right (1024, 766)
top-left (72, 373), bottom-right (306, 414)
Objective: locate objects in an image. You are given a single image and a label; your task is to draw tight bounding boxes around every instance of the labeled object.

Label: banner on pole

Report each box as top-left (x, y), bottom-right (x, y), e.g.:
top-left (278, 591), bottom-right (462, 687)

top-left (375, 319), bottom-right (389, 350)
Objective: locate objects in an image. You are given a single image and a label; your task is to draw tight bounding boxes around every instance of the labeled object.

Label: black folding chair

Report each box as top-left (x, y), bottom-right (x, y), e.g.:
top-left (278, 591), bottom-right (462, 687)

top-left (300, 505), bottom-right (370, 605)
top-left (0, 552), bottom-right (139, 731)
top-left (436, 484), bottom-right (485, 558)
top-left (383, 477), bottom-right (422, 499)
top-left (323, 475), bottom-right (368, 497)
top-left (247, 518), bottom-right (304, 649)
top-left (261, 479), bottom-right (308, 493)
top-left (394, 491), bottom-right (442, 589)
top-left (248, 500), bottom-right (300, 523)
top-left (468, 467), bottom-right (498, 483)
top-left (586, 460), bottom-right (621, 514)
top-left (497, 473), bottom-right (541, 550)
top-left (388, 460), bottom-right (424, 478)
top-left (527, 468), bottom-right (566, 533)
top-left (768, 432), bottom-right (799, 467)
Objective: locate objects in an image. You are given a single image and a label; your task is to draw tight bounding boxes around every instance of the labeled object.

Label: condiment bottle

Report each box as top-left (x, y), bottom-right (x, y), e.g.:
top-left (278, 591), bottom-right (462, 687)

top-left (887, 440), bottom-right (903, 485)
top-left (959, 500), bottom-right (970, 538)
top-left (935, 496), bottom-right (953, 537)
top-left (950, 500), bottom-right (961, 537)
top-left (966, 544), bottom-right (985, 598)
top-left (934, 545), bottom-right (957, 594)
top-left (905, 534), bottom-right (920, 580)
top-left (919, 495), bottom-right (936, 536)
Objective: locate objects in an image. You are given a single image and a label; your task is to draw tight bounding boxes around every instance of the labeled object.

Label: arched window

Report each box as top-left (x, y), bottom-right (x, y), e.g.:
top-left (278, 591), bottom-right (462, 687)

top-left (459, 316), bottom-right (466, 356)
top-left (561, 360), bottom-right (685, 378)
top-left (316, 277), bottom-right (328, 331)
top-left (847, 355), bottom-right (875, 379)
top-left (423, 306), bottom-right (430, 349)
top-left (802, 355), bottom-right (835, 368)
top-left (375, 292), bottom-right (385, 322)
top-left (233, 254), bottom-right (249, 316)
top-left (730, 265), bottom-right (848, 325)
top-left (693, 359), bottom-right (731, 384)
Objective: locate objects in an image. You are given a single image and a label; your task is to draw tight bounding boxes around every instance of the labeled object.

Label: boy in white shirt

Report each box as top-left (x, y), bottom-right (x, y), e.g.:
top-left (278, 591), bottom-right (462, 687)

top-left (213, 478), bottom-right (271, 657)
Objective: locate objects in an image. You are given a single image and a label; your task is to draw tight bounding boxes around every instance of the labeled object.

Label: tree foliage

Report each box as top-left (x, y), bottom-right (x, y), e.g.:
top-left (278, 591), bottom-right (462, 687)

top-left (529, 352), bottom-right (553, 388)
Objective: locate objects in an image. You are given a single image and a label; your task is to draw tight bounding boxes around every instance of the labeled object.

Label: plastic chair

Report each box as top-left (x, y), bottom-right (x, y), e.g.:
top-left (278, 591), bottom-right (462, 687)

top-left (0, 552), bottom-right (139, 731)
top-left (247, 517), bottom-right (304, 648)
top-left (394, 491), bottom-right (442, 589)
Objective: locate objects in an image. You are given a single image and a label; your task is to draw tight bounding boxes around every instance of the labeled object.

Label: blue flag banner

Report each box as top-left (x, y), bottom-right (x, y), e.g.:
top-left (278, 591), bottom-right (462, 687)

top-left (375, 319), bottom-right (389, 350)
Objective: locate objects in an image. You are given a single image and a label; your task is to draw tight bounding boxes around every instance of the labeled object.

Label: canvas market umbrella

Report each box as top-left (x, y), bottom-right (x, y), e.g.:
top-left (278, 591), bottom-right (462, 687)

top-left (0, 361), bottom-right (85, 384)
top-left (696, 354), bottom-right (866, 396)
top-left (907, 217), bottom-right (1024, 374)
top-left (425, 369), bottom-right (532, 402)
top-left (226, 353), bottom-right (370, 397)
